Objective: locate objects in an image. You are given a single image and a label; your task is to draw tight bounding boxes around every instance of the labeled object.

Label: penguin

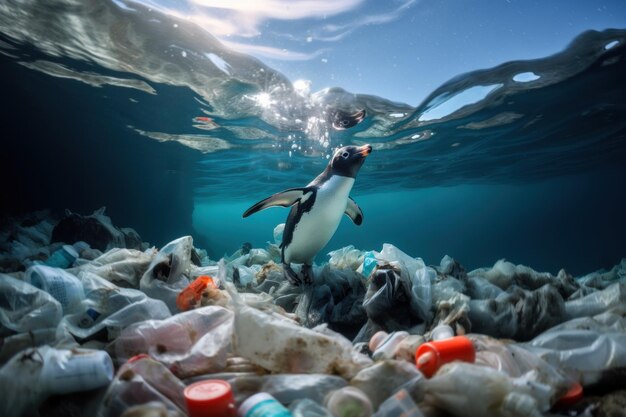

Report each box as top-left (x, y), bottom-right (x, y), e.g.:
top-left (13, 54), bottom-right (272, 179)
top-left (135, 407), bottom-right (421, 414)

top-left (243, 144), bottom-right (372, 285)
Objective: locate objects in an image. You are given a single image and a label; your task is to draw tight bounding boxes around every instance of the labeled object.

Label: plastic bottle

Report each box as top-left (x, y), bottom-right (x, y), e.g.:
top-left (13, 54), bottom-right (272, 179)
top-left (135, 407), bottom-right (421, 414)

top-left (44, 244), bottom-right (79, 268)
top-left (372, 331), bottom-right (409, 361)
top-left (39, 347), bottom-right (114, 395)
top-left (415, 336), bottom-right (475, 378)
top-left (238, 393), bottom-right (293, 417)
top-left (373, 389), bottom-right (424, 417)
top-left (324, 386), bottom-right (373, 417)
top-left (184, 379), bottom-right (236, 417)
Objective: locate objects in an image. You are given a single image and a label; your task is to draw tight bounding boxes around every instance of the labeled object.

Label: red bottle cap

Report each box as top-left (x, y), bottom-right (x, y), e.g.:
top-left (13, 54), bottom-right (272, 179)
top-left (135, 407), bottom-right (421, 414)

top-left (184, 380), bottom-right (235, 417)
top-left (553, 382), bottom-right (583, 408)
top-left (415, 335), bottom-right (475, 378)
top-left (177, 276), bottom-right (217, 311)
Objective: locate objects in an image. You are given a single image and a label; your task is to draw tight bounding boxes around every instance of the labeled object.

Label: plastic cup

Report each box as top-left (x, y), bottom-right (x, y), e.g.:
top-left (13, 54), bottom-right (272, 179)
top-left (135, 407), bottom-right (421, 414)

top-left (415, 336), bottom-right (475, 378)
top-left (27, 265), bottom-right (84, 310)
top-left (238, 393), bottom-right (292, 417)
top-left (430, 324), bottom-right (454, 341)
top-left (40, 348), bottom-right (114, 395)
top-left (185, 380), bottom-right (236, 417)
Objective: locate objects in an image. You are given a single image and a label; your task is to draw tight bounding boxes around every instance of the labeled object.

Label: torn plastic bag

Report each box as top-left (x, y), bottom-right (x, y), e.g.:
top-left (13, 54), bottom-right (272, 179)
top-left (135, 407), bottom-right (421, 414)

top-left (60, 271), bottom-right (171, 341)
top-left (468, 284), bottom-right (565, 341)
top-left (0, 274), bottom-right (62, 336)
top-left (564, 282), bottom-right (625, 319)
top-left (424, 362), bottom-right (553, 417)
top-left (113, 305), bottom-right (234, 378)
top-left (295, 284), bottom-right (334, 328)
top-left (24, 265), bottom-right (84, 313)
top-left (72, 247), bottom-right (154, 287)
top-left (363, 267), bottom-right (429, 332)
top-left (522, 325), bottom-right (626, 386)
top-left (231, 285), bottom-right (369, 378)
top-left (465, 276), bottom-right (504, 300)
top-left (260, 374), bottom-right (347, 405)
top-left (328, 245), bottom-right (365, 271)
top-left (140, 236), bottom-right (194, 313)
top-left (431, 276), bottom-right (465, 305)
top-left (468, 259), bottom-right (556, 291)
top-left (350, 360), bottom-right (425, 410)
top-left (98, 354), bottom-right (187, 417)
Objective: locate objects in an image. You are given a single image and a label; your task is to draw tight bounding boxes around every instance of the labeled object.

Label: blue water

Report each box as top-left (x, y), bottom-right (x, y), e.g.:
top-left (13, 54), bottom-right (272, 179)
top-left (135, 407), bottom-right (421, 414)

top-left (1, 1), bottom-right (625, 275)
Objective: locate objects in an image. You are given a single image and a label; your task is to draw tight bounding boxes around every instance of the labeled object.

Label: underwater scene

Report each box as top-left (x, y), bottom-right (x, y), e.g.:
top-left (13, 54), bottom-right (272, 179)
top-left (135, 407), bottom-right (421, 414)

top-left (1, 1), bottom-right (626, 416)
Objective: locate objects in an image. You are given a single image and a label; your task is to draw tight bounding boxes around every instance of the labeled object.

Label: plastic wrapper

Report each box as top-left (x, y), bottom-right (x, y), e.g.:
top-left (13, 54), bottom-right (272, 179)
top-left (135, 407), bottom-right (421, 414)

top-left (424, 362), bottom-right (554, 417)
top-left (140, 236), bottom-right (194, 312)
top-left (60, 271), bottom-right (171, 340)
top-left (98, 355), bottom-right (187, 417)
top-left (72, 247), bottom-right (154, 287)
top-left (0, 274), bottom-right (63, 336)
top-left (114, 306), bottom-right (234, 378)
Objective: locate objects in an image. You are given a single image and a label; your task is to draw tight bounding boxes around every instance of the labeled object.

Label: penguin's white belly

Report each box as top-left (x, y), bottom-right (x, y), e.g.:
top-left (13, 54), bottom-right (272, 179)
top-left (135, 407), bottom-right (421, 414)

top-left (284, 176), bottom-right (354, 264)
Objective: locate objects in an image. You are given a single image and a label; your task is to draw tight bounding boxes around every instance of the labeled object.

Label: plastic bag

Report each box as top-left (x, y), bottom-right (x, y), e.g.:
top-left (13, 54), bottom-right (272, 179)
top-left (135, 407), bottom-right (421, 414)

top-left (60, 271), bottom-right (171, 340)
top-left (140, 236), bottom-right (194, 312)
top-left (564, 282), bottom-right (625, 319)
top-left (98, 354), bottom-right (187, 417)
top-left (328, 245), bottom-right (365, 271)
top-left (260, 374), bottom-right (347, 405)
top-left (114, 305), bottom-right (234, 378)
top-left (24, 265), bottom-right (84, 313)
top-left (0, 274), bottom-right (62, 336)
top-left (73, 247), bottom-right (154, 287)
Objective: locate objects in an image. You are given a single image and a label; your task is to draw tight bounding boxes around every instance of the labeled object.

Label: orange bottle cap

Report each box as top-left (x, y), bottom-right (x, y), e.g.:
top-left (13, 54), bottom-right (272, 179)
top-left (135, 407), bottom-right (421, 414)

top-left (184, 379), bottom-right (235, 417)
top-left (176, 276), bottom-right (216, 311)
top-left (554, 382), bottom-right (583, 408)
top-left (415, 336), bottom-right (475, 378)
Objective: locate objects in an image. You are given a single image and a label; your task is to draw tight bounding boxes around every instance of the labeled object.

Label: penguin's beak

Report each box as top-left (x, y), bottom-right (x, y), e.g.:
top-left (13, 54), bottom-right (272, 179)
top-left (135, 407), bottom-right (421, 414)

top-left (357, 144), bottom-right (372, 157)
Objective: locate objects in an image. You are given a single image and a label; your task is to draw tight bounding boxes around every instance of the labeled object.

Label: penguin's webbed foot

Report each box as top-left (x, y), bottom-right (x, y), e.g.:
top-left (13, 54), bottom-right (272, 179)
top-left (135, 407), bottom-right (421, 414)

top-left (283, 263), bottom-right (302, 286)
top-left (302, 264), bottom-right (314, 285)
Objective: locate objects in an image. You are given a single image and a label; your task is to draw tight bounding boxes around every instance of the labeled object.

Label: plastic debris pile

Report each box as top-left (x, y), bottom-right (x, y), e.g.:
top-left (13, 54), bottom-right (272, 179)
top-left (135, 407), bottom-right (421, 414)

top-left (1, 210), bottom-right (625, 417)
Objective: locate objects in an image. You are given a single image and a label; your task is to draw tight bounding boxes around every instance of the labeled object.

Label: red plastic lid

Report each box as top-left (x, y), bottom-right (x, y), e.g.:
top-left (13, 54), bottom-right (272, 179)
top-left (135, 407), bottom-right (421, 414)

top-left (184, 380), bottom-right (235, 417)
top-left (554, 382), bottom-right (583, 408)
top-left (415, 336), bottom-right (475, 378)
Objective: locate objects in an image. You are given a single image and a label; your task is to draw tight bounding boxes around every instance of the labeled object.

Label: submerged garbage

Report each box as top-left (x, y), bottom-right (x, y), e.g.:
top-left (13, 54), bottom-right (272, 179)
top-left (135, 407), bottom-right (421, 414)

top-left (0, 209), bottom-right (625, 417)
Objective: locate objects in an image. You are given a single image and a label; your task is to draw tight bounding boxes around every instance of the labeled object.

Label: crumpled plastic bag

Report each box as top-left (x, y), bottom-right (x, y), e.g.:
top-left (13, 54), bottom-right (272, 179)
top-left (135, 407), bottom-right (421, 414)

top-left (0, 274), bottom-right (63, 336)
top-left (0, 346), bottom-right (47, 417)
top-left (576, 258), bottom-right (626, 289)
top-left (468, 284), bottom-right (565, 341)
top-left (261, 374), bottom-right (347, 405)
top-left (72, 247), bottom-right (154, 287)
top-left (564, 282), bottom-right (625, 319)
top-left (424, 362), bottom-right (554, 417)
top-left (522, 315), bottom-right (626, 386)
top-left (60, 271), bottom-right (171, 340)
top-left (113, 305), bottom-right (234, 378)
top-left (350, 360), bottom-right (425, 410)
top-left (231, 283), bottom-right (370, 379)
top-left (140, 236), bottom-right (193, 312)
top-left (328, 245), bottom-right (365, 270)
top-left (98, 354), bottom-right (187, 417)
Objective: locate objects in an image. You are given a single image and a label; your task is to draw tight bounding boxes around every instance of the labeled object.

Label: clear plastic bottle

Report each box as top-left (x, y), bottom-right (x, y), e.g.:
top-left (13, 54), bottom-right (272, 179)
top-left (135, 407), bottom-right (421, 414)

top-left (238, 393), bottom-right (293, 417)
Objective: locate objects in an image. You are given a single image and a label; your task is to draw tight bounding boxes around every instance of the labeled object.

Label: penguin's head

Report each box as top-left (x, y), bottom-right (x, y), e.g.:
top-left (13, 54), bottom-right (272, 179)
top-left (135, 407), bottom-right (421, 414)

top-left (329, 144), bottom-right (372, 178)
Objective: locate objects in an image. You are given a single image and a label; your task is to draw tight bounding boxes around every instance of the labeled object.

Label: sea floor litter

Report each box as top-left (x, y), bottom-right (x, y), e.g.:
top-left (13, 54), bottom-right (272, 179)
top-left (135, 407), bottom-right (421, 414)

top-left (1, 209), bottom-right (625, 417)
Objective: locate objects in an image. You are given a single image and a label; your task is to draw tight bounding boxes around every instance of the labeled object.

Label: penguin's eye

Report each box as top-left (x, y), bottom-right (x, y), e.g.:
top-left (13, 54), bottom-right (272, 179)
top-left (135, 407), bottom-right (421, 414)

top-left (341, 151), bottom-right (350, 159)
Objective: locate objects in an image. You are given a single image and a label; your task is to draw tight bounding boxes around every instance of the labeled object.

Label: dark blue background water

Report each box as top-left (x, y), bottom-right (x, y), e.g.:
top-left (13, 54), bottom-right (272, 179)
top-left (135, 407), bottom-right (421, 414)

top-left (1, 1), bottom-right (625, 276)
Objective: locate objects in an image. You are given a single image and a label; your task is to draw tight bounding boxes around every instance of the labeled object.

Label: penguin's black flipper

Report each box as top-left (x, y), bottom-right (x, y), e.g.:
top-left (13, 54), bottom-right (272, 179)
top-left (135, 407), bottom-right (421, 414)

top-left (243, 188), bottom-right (312, 218)
top-left (344, 197), bottom-right (364, 225)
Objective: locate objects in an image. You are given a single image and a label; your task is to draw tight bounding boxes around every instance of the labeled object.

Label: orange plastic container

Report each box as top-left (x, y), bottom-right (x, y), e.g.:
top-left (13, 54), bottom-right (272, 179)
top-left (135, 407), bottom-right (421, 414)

top-left (415, 335), bottom-right (476, 378)
top-left (184, 379), bottom-right (236, 417)
top-left (176, 276), bottom-right (217, 311)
